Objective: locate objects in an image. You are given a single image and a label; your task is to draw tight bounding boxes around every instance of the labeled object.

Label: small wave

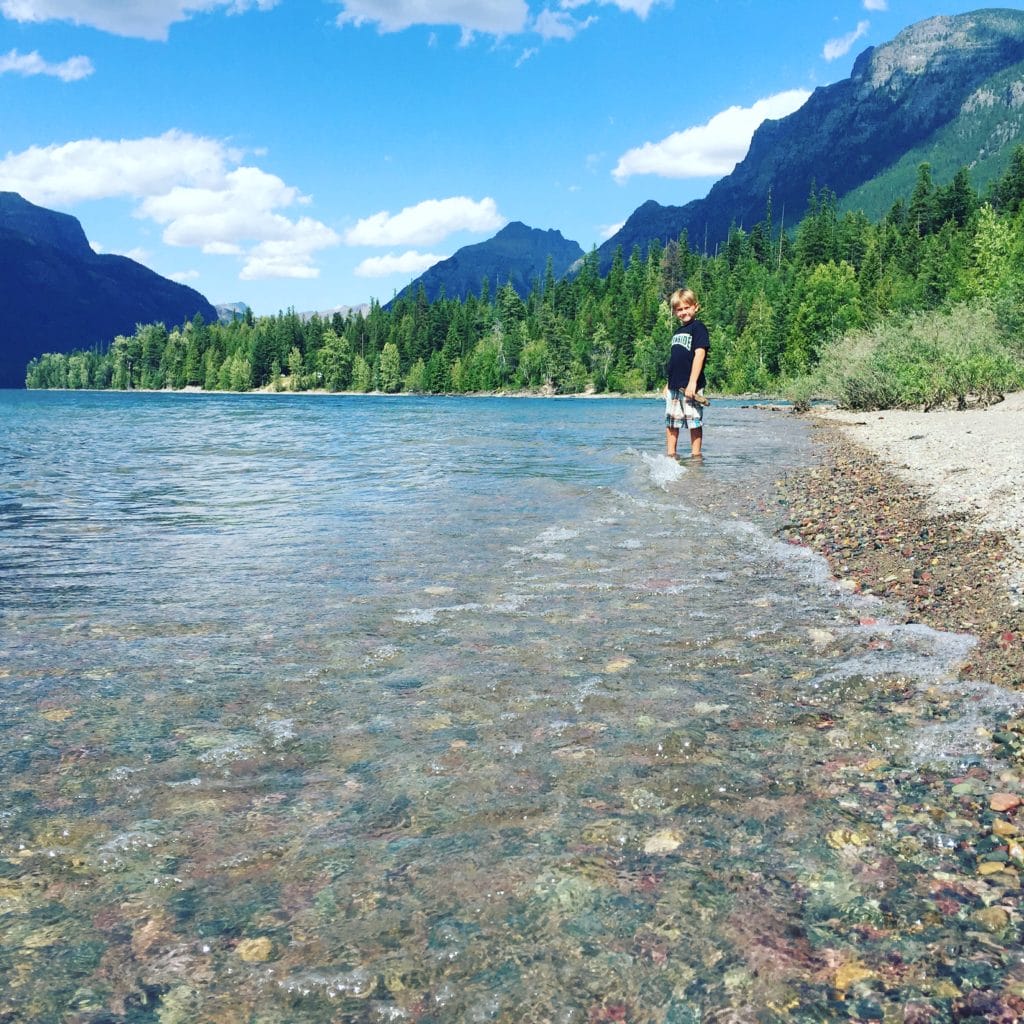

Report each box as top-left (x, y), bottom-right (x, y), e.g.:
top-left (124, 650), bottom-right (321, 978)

top-left (395, 602), bottom-right (484, 624)
top-left (95, 823), bottom-right (169, 870)
top-left (276, 967), bottom-right (376, 1001)
top-left (366, 643), bottom-right (400, 663)
top-left (805, 626), bottom-right (976, 691)
top-left (639, 450), bottom-right (686, 489)
top-left (488, 594), bottom-right (530, 614)
top-left (910, 678), bottom-right (1024, 767)
top-left (535, 526), bottom-right (580, 544)
top-left (258, 716), bottom-right (297, 747)
top-left (197, 738), bottom-right (260, 766)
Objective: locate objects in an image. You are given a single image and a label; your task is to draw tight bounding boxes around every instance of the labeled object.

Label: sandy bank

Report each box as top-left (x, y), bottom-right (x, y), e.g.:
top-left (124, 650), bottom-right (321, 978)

top-left (813, 393), bottom-right (1024, 601)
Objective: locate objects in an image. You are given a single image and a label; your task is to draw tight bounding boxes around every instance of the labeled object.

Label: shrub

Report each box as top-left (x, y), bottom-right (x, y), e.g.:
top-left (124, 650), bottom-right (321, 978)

top-left (811, 303), bottom-right (1024, 410)
top-left (782, 375), bottom-right (817, 413)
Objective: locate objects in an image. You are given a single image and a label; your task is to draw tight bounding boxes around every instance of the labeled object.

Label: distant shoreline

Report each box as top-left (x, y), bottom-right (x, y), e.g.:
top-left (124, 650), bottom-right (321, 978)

top-left (15, 384), bottom-right (782, 404)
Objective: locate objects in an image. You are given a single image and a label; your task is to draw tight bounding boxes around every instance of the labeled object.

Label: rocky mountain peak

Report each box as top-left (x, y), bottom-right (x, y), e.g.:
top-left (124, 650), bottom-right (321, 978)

top-left (853, 10), bottom-right (1024, 93)
top-left (0, 190), bottom-right (93, 258)
top-left (596, 8), bottom-right (1024, 273)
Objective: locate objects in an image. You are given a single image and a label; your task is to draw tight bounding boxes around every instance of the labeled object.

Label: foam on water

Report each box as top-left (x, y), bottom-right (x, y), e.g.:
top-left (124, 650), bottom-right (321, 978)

top-left (910, 677), bottom-right (1024, 767)
top-left (638, 449), bottom-right (687, 489)
top-left (805, 620), bottom-right (977, 690)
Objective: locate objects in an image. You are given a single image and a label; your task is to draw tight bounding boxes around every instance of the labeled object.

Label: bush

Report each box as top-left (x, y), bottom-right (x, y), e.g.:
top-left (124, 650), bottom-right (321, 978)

top-left (781, 375), bottom-right (817, 413)
top-left (811, 302), bottom-right (1024, 410)
top-left (613, 368), bottom-right (649, 395)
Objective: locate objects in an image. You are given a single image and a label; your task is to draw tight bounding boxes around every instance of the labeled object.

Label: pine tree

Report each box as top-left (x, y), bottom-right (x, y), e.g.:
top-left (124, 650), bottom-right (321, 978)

top-left (908, 163), bottom-right (937, 237)
top-left (935, 166), bottom-right (976, 228)
top-left (994, 145), bottom-right (1024, 212)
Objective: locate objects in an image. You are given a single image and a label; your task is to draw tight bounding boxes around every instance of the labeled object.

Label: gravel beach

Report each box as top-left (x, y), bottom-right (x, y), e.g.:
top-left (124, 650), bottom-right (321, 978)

top-left (752, 395), bottom-right (1024, 1019)
top-left (772, 392), bottom-right (1024, 689)
top-left (815, 392), bottom-right (1024, 601)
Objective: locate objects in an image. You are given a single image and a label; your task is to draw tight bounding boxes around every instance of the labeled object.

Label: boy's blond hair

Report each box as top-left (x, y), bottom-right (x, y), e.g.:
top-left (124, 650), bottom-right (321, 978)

top-left (669, 288), bottom-right (699, 309)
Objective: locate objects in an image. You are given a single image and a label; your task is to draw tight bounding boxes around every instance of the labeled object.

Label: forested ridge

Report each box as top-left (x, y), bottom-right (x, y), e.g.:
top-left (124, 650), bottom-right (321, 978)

top-left (25, 152), bottom-right (1024, 408)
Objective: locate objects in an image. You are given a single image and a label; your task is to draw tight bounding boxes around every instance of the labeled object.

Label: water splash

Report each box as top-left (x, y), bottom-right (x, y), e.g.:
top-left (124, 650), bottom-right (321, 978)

top-left (639, 449), bottom-right (686, 489)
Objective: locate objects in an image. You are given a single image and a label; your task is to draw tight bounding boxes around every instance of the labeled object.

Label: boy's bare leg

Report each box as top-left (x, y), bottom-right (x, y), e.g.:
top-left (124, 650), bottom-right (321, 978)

top-left (666, 426), bottom-right (679, 458)
top-left (689, 426), bottom-right (703, 457)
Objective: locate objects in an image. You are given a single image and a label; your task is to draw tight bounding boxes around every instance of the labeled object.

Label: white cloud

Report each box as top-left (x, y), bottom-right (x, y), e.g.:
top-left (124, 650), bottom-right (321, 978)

top-left (0, 130), bottom-right (340, 281)
top-left (0, 48), bottom-right (93, 80)
top-left (0, 0), bottom-right (279, 41)
top-left (863, 0), bottom-right (886, 10)
top-left (335, 0), bottom-right (529, 40)
top-left (138, 165), bottom-right (308, 245)
top-left (203, 241), bottom-right (244, 256)
top-left (345, 196), bottom-right (506, 247)
top-left (533, 9), bottom-right (594, 41)
top-left (240, 219), bottom-right (340, 279)
top-left (355, 250), bottom-right (445, 278)
top-left (598, 221), bottom-right (624, 241)
top-left (333, 0), bottom-right (657, 41)
top-left (823, 20), bottom-right (870, 61)
top-left (169, 269), bottom-right (200, 281)
top-left (612, 89), bottom-right (811, 183)
top-left (0, 130), bottom-right (239, 205)
top-left (515, 46), bottom-right (537, 66)
top-left (138, 167), bottom-right (340, 277)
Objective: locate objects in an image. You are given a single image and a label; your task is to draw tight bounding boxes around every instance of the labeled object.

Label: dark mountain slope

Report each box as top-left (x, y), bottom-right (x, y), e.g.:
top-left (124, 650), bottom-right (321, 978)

top-left (597, 8), bottom-right (1024, 269)
top-left (839, 54), bottom-right (1024, 219)
top-left (388, 222), bottom-right (584, 306)
top-left (0, 192), bottom-right (218, 388)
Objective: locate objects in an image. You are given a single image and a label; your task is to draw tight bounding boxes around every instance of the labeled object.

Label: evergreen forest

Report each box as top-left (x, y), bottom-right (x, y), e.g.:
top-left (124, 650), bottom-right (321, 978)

top-left (24, 151), bottom-right (1024, 410)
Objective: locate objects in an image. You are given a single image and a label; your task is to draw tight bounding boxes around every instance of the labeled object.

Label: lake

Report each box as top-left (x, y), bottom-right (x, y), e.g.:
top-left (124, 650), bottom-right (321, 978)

top-left (0, 390), bottom-right (1018, 1023)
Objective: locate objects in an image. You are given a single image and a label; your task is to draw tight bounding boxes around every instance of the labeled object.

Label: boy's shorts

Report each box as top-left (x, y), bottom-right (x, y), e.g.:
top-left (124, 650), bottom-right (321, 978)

top-left (666, 388), bottom-right (704, 430)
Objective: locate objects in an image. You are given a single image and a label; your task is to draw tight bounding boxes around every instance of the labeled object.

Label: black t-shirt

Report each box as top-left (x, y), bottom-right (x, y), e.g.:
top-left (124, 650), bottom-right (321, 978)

top-left (666, 318), bottom-right (709, 391)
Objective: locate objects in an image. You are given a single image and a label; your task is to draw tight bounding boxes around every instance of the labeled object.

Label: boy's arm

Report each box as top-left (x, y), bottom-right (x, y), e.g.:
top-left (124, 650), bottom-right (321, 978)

top-left (684, 347), bottom-right (707, 398)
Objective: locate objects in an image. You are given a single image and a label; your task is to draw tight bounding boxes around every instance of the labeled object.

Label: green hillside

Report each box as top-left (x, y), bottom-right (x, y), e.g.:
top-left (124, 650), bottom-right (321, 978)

top-left (840, 58), bottom-right (1024, 218)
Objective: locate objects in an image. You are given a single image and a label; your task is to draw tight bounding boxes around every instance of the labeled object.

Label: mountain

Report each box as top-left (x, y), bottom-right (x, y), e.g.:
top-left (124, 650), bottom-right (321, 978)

top-left (213, 301), bottom-right (371, 323)
top-left (297, 303), bottom-right (371, 322)
top-left (215, 301), bottom-right (250, 323)
top-left (0, 192), bottom-right (218, 388)
top-left (838, 54), bottom-right (1024, 220)
top-left (597, 8), bottom-right (1024, 270)
top-left (388, 222), bottom-right (584, 306)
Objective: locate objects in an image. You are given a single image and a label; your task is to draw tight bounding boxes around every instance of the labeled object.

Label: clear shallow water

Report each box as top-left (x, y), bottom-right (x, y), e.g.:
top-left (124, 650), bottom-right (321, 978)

top-left (0, 391), bottom-right (1019, 1023)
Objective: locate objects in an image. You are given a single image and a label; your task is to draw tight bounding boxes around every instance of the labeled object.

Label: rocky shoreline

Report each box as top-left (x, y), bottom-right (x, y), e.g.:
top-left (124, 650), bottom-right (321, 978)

top-left (751, 401), bottom-right (1024, 1019)
top-left (773, 414), bottom-right (1023, 689)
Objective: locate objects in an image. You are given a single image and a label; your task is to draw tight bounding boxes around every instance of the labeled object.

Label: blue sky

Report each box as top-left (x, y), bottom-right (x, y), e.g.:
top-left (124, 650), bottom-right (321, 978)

top-left (2, 0), bottom-right (1020, 315)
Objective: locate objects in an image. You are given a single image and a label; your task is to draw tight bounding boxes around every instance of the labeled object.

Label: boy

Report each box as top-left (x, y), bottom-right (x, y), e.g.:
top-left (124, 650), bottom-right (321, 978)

top-left (664, 288), bottom-right (709, 459)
